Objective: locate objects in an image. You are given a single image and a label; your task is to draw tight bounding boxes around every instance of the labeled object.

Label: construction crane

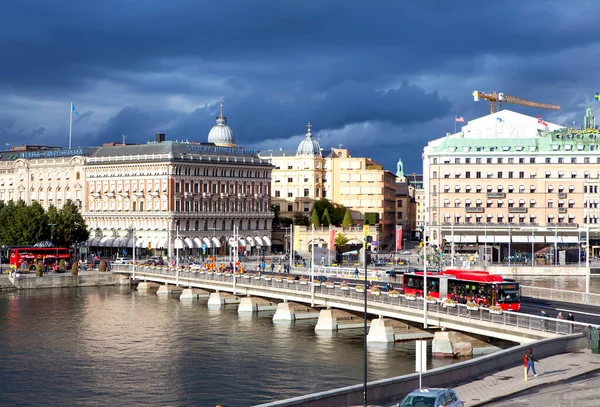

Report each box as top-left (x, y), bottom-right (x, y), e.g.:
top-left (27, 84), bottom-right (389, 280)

top-left (472, 90), bottom-right (561, 114)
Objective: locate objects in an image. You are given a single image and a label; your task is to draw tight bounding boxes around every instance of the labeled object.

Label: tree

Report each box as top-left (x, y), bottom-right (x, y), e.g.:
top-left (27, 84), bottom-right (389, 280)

top-left (342, 208), bottom-right (353, 228)
top-left (321, 208), bottom-right (331, 227)
top-left (271, 204), bottom-right (281, 226)
top-left (312, 198), bottom-right (348, 226)
top-left (364, 212), bottom-right (380, 225)
top-left (57, 200), bottom-right (89, 247)
top-left (280, 217), bottom-right (293, 227)
top-left (293, 212), bottom-right (309, 226)
top-left (334, 233), bottom-right (349, 247)
top-left (310, 208), bottom-right (320, 227)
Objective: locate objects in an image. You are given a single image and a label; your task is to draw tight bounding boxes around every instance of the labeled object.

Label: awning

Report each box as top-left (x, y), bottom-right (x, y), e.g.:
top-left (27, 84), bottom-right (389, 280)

top-left (546, 236), bottom-right (561, 243)
top-left (563, 236), bottom-right (579, 243)
top-left (99, 237), bottom-right (111, 247)
top-left (460, 236), bottom-right (477, 243)
top-left (228, 237), bottom-right (237, 247)
top-left (212, 237), bottom-right (221, 248)
top-left (478, 235), bottom-right (495, 243)
top-left (157, 237), bottom-right (168, 248)
top-left (238, 238), bottom-right (246, 247)
top-left (512, 236), bottom-right (529, 243)
top-left (113, 237), bottom-right (123, 247)
top-left (245, 237), bottom-right (255, 247)
top-left (126, 237), bottom-right (135, 248)
top-left (203, 237), bottom-right (212, 248)
top-left (151, 236), bottom-right (162, 249)
top-left (262, 236), bottom-right (272, 246)
top-left (495, 236), bottom-right (510, 243)
top-left (136, 237), bottom-right (146, 247)
top-left (174, 237), bottom-right (185, 249)
top-left (91, 237), bottom-right (103, 246)
top-left (184, 237), bottom-right (195, 248)
top-left (529, 236), bottom-right (545, 243)
top-left (193, 237), bottom-right (202, 248)
top-left (254, 236), bottom-right (264, 246)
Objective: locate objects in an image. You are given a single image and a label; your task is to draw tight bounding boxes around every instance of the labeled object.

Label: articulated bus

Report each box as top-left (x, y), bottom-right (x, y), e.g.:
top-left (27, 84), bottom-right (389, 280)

top-left (401, 269), bottom-right (521, 311)
top-left (10, 247), bottom-right (71, 270)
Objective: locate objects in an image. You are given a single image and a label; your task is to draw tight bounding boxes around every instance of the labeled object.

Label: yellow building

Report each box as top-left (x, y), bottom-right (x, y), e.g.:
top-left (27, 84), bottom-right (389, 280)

top-left (259, 123), bottom-right (397, 244)
top-left (423, 108), bottom-right (600, 261)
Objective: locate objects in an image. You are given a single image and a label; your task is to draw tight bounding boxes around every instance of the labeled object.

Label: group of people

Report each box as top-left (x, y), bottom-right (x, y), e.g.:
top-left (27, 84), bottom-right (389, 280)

top-left (540, 309), bottom-right (575, 321)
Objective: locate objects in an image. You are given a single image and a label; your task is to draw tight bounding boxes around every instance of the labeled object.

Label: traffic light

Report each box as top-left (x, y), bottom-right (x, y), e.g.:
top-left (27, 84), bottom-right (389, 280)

top-left (366, 235), bottom-right (373, 243)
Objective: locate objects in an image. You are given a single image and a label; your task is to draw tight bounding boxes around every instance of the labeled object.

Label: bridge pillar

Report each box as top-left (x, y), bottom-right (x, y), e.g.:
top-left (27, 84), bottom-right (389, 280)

top-left (238, 297), bottom-right (278, 312)
top-left (432, 331), bottom-right (502, 358)
top-left (207, 291), bottom-right (241, 307)
top-left (367, 317), bottom-right (434, 343)
top-left (156, 284), bottom-right (183, 296)
top-left (136, 281), bottom-right (160, 291)
top-left (315, 309), bottom-right (366, 331)
top-left (180, 288), bottom-right (210, 300)
top-left (273, 302), bottom-right (320, 321)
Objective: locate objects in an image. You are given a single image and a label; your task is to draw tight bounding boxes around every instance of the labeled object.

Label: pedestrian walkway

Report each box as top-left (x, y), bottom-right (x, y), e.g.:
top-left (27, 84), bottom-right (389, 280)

top-left (455, 349), bottom-right (600, 406)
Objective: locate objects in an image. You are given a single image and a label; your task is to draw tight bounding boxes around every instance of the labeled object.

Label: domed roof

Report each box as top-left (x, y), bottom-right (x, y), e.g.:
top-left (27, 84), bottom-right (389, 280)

top-left (208, 98), bottom-right (236, 147)
top-left (296, 122), bottom-right (322, 156)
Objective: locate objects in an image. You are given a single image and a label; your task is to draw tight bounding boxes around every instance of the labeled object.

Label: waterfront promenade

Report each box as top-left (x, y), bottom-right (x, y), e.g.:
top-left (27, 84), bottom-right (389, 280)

top-left (454, 348), bottom-right (599, 406)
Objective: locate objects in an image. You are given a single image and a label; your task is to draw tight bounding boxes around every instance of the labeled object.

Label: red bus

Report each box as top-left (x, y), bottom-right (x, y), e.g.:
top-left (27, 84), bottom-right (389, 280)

top-left (401, 269), bottom-right (521, 311)
top-left (10, 247), bottom-right (71, 271)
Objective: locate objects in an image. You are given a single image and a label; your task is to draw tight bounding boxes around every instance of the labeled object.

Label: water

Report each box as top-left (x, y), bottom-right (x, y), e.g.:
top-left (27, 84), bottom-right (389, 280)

top-left (0, 287), bottom-right (458, 407)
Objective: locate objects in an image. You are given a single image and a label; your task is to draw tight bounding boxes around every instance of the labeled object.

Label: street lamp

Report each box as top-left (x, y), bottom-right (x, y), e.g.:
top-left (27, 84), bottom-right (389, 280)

top-left (208, 227), bottom-right (219, 258)
top-left (48, 223), bottom-right (57, 269)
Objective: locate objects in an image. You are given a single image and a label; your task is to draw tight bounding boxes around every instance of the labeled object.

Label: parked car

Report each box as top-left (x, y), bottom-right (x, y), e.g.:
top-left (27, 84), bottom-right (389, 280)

top-left (114, 257), bottom-right (132, 264)
top-left (188, 262), bottom-right (203, 270)
top-left (145, 257), bottom-right (164, 266)
top-left (397, 388), bottom-right (463, 407)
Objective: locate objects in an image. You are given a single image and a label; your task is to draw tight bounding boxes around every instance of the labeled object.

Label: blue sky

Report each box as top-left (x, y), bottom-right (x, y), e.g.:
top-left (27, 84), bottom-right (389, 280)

top-left (1, 1), bottom-right (599, 173)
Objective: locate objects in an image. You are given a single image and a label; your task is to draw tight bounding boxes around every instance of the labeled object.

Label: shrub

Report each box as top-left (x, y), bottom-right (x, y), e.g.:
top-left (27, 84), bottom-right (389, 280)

top-left (99, 260), bottom-right (107, 272)
top-left (71, 262), bottom-right (79, 276)
top-left (36, 263), bottom-right (44, 277)
top-left (59, 259), bottom-right (66, 272)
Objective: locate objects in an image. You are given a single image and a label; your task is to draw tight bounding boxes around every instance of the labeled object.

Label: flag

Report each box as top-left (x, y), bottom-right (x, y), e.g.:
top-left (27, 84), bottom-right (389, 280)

top-left (71, 103), bottom-right (80, 116)
top-left (537, 115), bottom-right (548, 126)
top-left (455, 116), bottom-right (465, 123)
top-left (595, 92), bottom-right (600, 101)
top-left (396, 225), bottom-right (403, 251)
top-left (496, 117), bottom-right (504, 123)
top-left (329, 227), bottom-right (336, 250)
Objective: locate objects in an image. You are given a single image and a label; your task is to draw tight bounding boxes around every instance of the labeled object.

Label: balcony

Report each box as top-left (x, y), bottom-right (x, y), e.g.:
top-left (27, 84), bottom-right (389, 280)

top-left (508, 207), bottom-right (528, 213)
top-left (465, 207), bottom-right (484, 213)
top-left (558, 193), bottom-right (567, 199)
top-left (558, 207), bottom-right (567, 213)
top-left (486, 192), bottom-right (506, 199)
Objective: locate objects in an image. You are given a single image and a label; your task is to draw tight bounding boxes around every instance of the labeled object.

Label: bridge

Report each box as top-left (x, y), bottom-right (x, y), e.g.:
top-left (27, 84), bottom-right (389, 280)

top-left (113, 265), bottom-right (590, 344)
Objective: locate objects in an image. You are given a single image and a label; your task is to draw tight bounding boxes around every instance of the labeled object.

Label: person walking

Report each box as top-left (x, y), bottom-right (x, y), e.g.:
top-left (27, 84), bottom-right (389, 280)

top-left (567, 312), bottom-right (575, 321)
top-left (526, 348), bottom-right (539, 377)
top-left (354, 267), bottom-right (359, 279)
top-left (556, 311), bottom-right (564, 320)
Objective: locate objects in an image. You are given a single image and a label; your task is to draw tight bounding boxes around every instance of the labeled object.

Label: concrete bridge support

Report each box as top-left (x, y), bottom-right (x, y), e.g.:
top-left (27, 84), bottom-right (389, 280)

top-left (207, 291), bottom-right (241, 307)
top-left (432, 331), bottom-right (502, 358)
top-left (315, 308), bottom-right (367, 331)
top-left (238, 297), bottom-right (279, 312)
top-left (179, 288), bottom-right (211, 300)
top-left (136, 281), bottom-right (160, 291)
top-left (156, 284), bottom-right (183, 296)
top-left (273, 301), bottom-right (320, 321)
top-left (367, 316), bottom-right (434, 343)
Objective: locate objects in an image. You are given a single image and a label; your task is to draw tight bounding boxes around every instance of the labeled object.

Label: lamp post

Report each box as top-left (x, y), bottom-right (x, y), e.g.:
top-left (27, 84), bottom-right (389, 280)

top-left (311, 225), bottom-right (315, 306)
top-left (48, 223), bottom-right (56, 269)
top-left (176, 220), bottom-right (180, 285)
top-left (362, 226), bottom-right (369, 407)
top-left (586, 227), bottom-right (590, 304)
top-left (233, 224), bottom-right (238, 295)
top-left (209, 227), bottom-right (219, 258)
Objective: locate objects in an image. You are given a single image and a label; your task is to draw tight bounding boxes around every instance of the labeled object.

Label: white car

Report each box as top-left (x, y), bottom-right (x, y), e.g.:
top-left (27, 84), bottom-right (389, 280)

top-left (188, 262), bottom-right (203, 270)
top-left (114, 257), bottom-right (132, 264)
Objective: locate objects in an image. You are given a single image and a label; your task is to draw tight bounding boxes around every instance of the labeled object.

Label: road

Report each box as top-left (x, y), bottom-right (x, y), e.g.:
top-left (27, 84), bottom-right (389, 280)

top-left (521, 297), bottom-right (600, 326)
top-left (486, 370), bottom-right (600, 407)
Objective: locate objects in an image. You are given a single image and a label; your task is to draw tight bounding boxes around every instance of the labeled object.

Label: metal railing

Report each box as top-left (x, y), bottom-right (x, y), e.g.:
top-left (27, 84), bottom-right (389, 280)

top-left (114, 265), bottom-right (596, 337)
top-left (521, 285), bottom-right (600, 307)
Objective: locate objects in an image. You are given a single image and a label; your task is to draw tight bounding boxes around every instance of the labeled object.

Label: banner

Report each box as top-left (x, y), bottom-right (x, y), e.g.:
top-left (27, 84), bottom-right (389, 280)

top-left (329, 227), bottom-right (336, 250)
top-left (293, 225), bottom-right (301, 251)
top-left (363, 224), bottom-right (369, 238)
top-left (396, 225), bottom-right (403, 250)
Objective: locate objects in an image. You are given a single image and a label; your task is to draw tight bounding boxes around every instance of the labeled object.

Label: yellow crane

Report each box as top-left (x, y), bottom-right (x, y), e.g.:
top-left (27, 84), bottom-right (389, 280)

top-left (472, 90), bottom-right (561, 114)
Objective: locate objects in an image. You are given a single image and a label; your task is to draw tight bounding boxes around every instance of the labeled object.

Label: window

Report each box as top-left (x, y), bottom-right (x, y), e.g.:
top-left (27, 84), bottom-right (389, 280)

top-left (287, 203), bottom-right (293, 212)
top-left (303, 188), bottom-right (309, 197)
top-left (275, 190), bottom-right (281, 198)
top-left (287, 192), bottom-right (293, 198)
top-left (519, 171), bottom-right (524, 178)
top-left (497, 171), bottom-right (503, 178)
top-left (530, 158), bottom-right (535, 163)
top-left (476, 158), bottom-right (482, 164)
top-left (508, 171), bottom-right (513, 179)
top-left (476, 171), bottom-right (481, 178)
top-left (287, 177), bottom-right (293, 183)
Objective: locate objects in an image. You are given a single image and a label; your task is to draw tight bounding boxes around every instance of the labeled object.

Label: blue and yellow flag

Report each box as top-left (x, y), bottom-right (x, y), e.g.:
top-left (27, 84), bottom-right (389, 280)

top-left (595, 92), bottom-right (600, 101)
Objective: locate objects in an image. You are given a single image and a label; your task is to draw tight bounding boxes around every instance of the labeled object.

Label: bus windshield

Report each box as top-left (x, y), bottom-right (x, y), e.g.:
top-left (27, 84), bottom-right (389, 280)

top-left (497, 283), bottom-right (520, 304)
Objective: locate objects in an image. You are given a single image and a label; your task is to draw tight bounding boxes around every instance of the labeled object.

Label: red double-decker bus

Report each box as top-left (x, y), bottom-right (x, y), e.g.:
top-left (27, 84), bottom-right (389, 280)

top-left (401, 269), bottom-right (521, 311)
top-left (9, 247), bottom-right (71, 271)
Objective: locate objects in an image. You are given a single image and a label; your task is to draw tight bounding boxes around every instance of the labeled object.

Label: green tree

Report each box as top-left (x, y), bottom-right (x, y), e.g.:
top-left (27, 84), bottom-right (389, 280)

top-left (334, 233), bottom-right (349, 247)
top-left (310, 208), bottom-right (320, 227)
top-left (280, 217), bottom-right (293, 227)
top-left (312, 198), bottom-right (347, 226)
top-left (342, 208), bottom-right (353, 228)
top-left (321, 208), bottom-right (331, 227)
top-left (13, 200), bottom-right (49, 245)
top-left (364, 212), bottom-right (380, 225)
top-left (293, 212), bottom-right (309, 226)
top-left (270, 204), bottom-right (281, 226)
top-left (57, 200), bottom-right (89, 247)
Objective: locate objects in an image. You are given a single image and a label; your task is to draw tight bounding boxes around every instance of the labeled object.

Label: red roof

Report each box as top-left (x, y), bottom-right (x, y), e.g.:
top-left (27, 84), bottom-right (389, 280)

top-left (453, 273), bottom-right (504, 283)
top-left (443, 269), bottom-right (490, 276)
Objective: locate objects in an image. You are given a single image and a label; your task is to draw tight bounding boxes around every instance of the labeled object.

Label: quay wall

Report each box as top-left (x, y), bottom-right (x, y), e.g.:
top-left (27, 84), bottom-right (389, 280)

top-left (253, 334), bottom-right (587, 407)
top-left (8, 271), bottom-right (130, 290)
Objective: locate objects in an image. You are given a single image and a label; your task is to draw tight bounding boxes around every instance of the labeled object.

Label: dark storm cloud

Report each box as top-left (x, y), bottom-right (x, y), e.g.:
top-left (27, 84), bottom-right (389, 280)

top-left (2, 1), bottom-right (600, 172)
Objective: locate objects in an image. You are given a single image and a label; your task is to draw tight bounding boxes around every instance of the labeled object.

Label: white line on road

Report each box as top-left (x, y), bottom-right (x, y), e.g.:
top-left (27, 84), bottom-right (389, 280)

top-left (556, 308), bottom-right (600, 317)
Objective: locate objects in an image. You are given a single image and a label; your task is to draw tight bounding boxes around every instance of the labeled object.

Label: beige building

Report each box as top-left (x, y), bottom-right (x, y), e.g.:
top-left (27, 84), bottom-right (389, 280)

top-left (423, 108), bottom-right (600, 261)
top-left (259, 123), bottom-right (397, 244)
top-left (0, 145), bottom-right (87, 210)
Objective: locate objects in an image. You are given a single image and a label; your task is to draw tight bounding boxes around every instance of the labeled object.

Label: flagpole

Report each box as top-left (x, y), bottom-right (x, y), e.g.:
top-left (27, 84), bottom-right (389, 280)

top-left (454, 116), bottom-right (457, 134)
top-left (69, 102), bottom-right (73, 149)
